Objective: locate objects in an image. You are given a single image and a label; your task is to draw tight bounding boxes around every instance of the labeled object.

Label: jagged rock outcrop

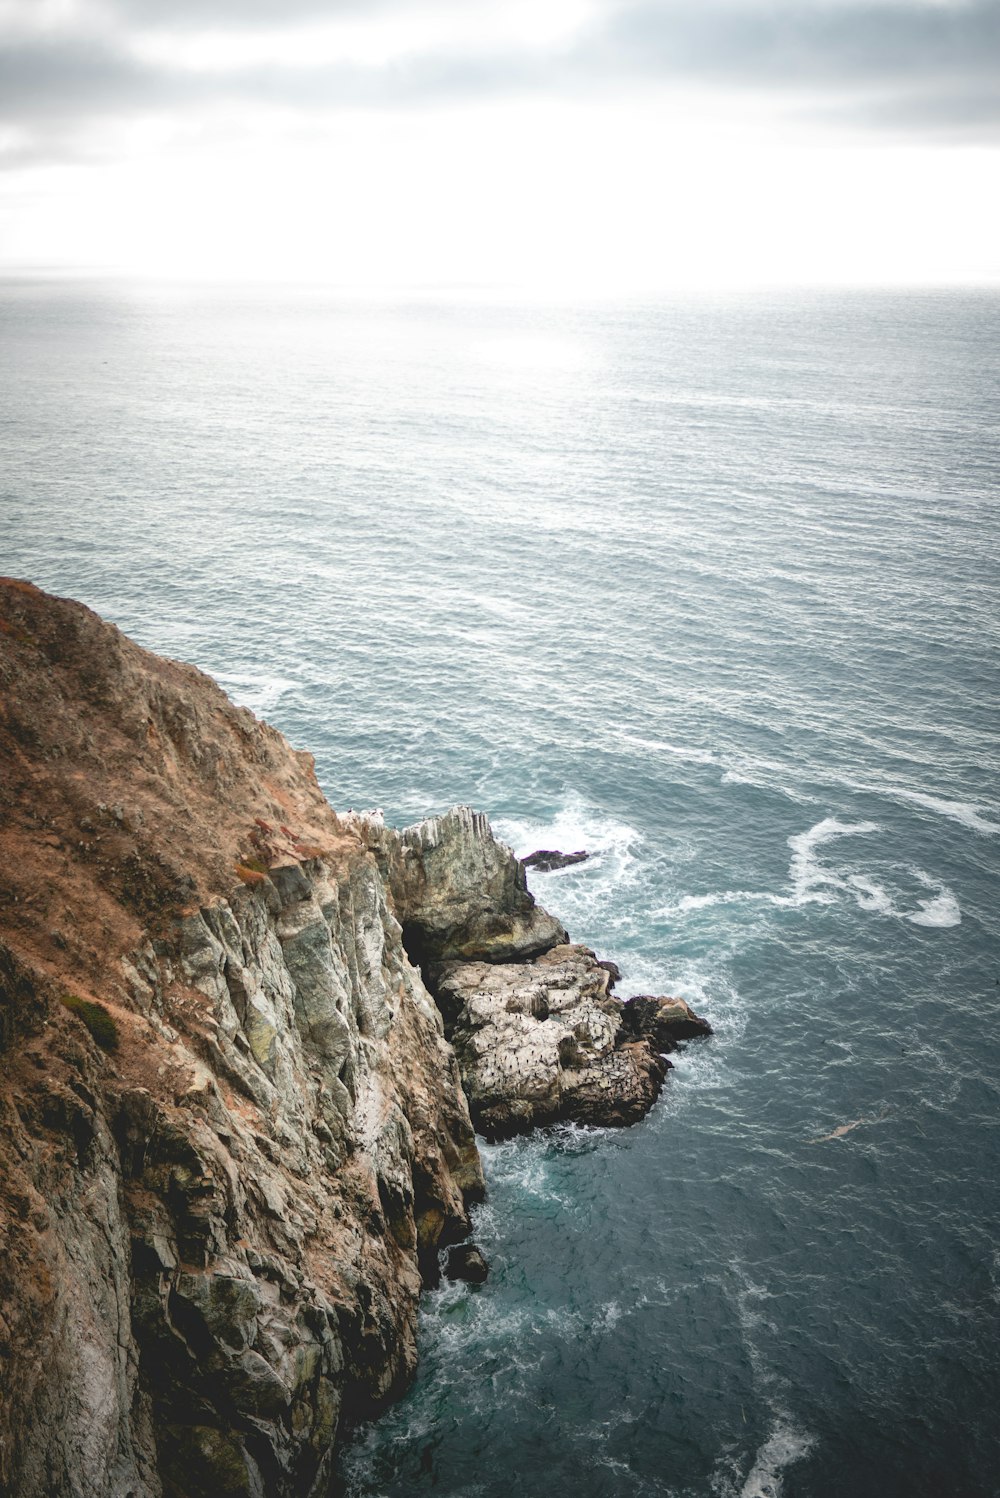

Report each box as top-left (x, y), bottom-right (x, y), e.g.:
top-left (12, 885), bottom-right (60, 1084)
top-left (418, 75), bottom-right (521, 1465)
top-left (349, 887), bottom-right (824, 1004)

top-left (444, 1244), bottom-right (489, 1284)
top-left (375, 807), bottom-right (568, 967)
top-left (621, 994), bottom-right (713, 1050)
top-left (431, 945), bottom-right (710, 1138)
top-left (0, 579), bottom-right (710, 1498)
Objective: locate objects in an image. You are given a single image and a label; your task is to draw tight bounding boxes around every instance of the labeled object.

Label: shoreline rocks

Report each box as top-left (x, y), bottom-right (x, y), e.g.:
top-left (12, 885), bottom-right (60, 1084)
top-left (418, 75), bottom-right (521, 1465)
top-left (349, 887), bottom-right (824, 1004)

top-left (445, 1244), bottom-right (490, 1284)
top-left (370, 815), bottom-right (712, 1141)
top-left (427, 944), bottom-right (711, 1140)
top-left (621, 994), bottom-right (714, 1050)
top-left (0, 578), bottom-right (712, 1498)
top-left (521, 849), bottom-right (589, 872)
top-left (376, 807), bottom-right (569, 967)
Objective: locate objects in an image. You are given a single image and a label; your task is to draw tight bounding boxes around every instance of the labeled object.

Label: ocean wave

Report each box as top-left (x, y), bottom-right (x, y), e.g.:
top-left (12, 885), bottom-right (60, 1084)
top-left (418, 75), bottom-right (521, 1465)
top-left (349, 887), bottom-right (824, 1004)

top-left (820, 771), bottom-right (1000, 836)
top-left (880, 785), bottom-right (999, 836)
top-left (501, 795), bottom-right (966, 957)
top-left (718, 759), bottom-right (819, 806)
top-left (611, 731), bottom-right (721, 766)
top-left (480, 1145), bottom-right (575, 1212)
top-left (718, 755), bottom-right (997, 836)
top-left (494, 794), bottom-right (644, 953)
top-left (494, 794), bottom-right (641, 870)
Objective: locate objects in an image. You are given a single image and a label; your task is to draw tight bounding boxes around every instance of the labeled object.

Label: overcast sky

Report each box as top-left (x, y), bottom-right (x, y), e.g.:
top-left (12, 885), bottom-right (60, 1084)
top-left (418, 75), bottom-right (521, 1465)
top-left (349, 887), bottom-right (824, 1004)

top-left (1, 0), bottom-right (997, 288)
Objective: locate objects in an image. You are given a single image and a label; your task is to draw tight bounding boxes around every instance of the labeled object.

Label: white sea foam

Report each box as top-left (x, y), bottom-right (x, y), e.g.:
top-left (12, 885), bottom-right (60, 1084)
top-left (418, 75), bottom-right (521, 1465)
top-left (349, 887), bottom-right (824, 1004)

top-left (659, 820), bottom-right (880, 918)
top-left (612, 731), bottom-right (721, 766)
top-left (909, 894), bottom-right (961, 927)
top-left (720, 757), bottom-right (998, 835)
top-left (738, 1422), bottom-right (815, 1498)
top-left (824, 773), bottom-right (1000, 836)
top-left (494, 793), bottom-right (640, 871)
top-left (720, 1266), bottom-right (816, 1498)
top-left (656, 822), bottom-right (962, 936)
top-left (654, 889), bottom-right (789, 920)
top-left (592, 1300), bottom-right (623, 1332)
top-left (907, 870), bottom-right (962, 928)
top-left (786, 818), bottom-right (881, 906)
top-left (494, 793), bottom-right (643, 953)
top-left (875, 786), bottom-right (998, 836)
top-left (675, 891), bottom-right (751, 912)
top-left (845, 873), bottom-right (897, 916)
top-left (719, 757), bottom-right (818, 806)
top-left (213, 671), bottom-right (299, 716)
top-left (480, 1136), bottom-right (577, 1211)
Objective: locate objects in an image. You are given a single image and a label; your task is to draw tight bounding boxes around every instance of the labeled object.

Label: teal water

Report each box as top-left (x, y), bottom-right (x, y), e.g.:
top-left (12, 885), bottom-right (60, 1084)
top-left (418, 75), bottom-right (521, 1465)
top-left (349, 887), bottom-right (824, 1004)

top-left (2, 283), bottom-right (999, 1497)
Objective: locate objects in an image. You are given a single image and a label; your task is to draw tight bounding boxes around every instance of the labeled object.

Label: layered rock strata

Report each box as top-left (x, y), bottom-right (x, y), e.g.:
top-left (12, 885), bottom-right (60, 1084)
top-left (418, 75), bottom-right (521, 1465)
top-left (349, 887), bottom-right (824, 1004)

top-left (0, 579), bottom-right (710, 1498)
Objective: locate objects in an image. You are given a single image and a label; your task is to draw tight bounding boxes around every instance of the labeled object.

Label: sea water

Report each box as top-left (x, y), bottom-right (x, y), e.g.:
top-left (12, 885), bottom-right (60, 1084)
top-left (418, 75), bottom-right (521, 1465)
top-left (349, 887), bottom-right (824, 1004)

top-left (2, 282), bottom-right (999, 1498)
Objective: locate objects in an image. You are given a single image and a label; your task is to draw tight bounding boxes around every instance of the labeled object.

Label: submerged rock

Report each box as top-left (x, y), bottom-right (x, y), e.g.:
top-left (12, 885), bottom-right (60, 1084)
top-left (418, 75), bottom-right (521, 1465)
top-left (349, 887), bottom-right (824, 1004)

top-left (445, 1243), bottom-right (490, 1284)
top-left (522, 848), bottom-right (589, 872)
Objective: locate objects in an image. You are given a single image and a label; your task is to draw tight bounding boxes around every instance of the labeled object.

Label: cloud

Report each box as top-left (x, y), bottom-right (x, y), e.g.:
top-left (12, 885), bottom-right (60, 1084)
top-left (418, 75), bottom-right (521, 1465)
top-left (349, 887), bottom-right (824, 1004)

top-left (597, 0), bottom-right (1000, 89)
top-left (109, 0), bottom-right (405, 18)
top-left (0, 0), bottom-right (998, 170)
top-left (0, 35), bottom-right (175, 119)
top-left (589, 0), bottom-right (1000, 136)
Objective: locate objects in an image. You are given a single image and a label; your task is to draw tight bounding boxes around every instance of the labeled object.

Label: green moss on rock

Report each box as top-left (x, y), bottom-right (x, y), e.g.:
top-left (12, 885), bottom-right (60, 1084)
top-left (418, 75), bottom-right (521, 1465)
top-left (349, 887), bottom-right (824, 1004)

top-left (59, 993), bottom-right (119, 1052)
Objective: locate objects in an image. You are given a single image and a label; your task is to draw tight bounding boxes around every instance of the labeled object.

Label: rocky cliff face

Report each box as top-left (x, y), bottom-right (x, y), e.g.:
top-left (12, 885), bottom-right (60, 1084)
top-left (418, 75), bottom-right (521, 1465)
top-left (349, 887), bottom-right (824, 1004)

top-left (0, 580), bottom-right (709, 1498)
top-left (375, 806), bottom-right (568, 965)
top-left (0, 581), bottom-right (490, 1498)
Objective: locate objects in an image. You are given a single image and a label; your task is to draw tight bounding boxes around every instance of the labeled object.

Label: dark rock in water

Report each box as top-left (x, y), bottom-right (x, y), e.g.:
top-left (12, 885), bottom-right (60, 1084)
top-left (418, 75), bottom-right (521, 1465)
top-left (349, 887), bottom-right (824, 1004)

top-left (596, 958), bottom-right (622, 988)
top-left (522, 848), bottom-right (589, 872)
top-left (622, 994), bottom-right (713, 1053)
top-left (445, 1244), bottom-right (490, 1283)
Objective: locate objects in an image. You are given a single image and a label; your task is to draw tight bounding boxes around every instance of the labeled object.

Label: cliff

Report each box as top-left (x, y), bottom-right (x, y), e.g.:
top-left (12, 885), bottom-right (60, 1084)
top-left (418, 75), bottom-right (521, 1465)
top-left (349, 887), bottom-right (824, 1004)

top-left (0, 580), bottom-right (709, 1498)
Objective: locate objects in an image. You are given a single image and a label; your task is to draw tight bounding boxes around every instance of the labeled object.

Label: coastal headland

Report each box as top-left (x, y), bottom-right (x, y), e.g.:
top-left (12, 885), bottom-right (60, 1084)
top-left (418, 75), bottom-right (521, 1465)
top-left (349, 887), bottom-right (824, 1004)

top-left (0, 579), bottom-right (709, 1498)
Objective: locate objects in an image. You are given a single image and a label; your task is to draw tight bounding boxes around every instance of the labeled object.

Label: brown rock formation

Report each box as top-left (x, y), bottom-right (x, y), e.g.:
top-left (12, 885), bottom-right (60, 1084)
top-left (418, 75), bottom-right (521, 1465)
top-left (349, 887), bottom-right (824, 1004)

top-left (0, 579), bottom-right (711, 1498)
top-left (0, 580), bottom-right (484, 1498)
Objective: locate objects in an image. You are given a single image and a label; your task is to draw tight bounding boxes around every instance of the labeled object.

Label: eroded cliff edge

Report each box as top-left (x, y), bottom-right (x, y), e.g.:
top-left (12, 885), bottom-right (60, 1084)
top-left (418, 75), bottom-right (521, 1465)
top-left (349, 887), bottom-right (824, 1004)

top-left (0, 580), bottom-right (709, 1498)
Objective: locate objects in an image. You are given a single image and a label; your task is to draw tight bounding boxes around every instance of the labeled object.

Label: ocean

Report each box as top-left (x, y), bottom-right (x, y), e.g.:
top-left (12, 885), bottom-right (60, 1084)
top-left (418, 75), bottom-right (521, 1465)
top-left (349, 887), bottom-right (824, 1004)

top-left (2, 281), bottom-right (998, 1498)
